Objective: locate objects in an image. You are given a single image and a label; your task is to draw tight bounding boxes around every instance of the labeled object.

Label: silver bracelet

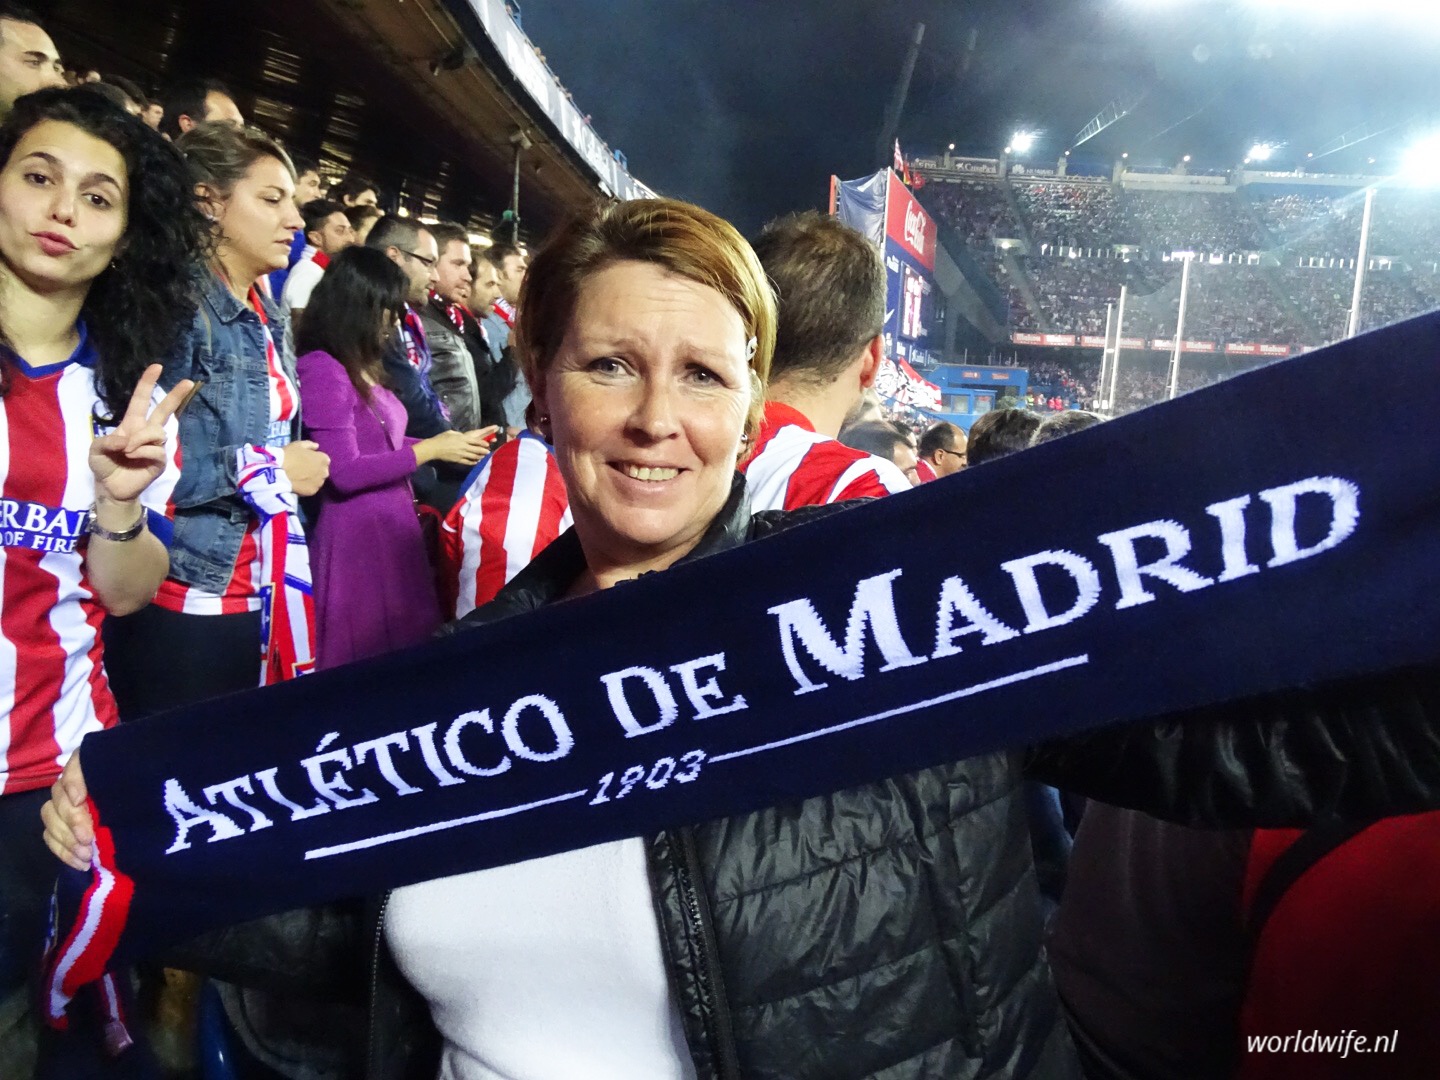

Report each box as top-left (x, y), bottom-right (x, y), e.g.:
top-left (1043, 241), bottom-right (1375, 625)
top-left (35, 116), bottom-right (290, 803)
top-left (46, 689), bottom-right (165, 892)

top-left (86, 505), bottom-right (147, 543)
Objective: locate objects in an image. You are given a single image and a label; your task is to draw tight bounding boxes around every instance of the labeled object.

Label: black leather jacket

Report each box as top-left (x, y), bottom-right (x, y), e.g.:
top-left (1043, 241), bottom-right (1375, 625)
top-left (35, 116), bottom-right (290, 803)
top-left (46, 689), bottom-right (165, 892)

top-left (178, 479), bottom-right (1440, 1080)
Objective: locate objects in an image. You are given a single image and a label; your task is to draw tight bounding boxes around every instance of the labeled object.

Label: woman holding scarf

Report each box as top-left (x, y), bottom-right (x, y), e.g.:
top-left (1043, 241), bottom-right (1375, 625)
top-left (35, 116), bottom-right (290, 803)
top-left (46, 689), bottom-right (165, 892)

top-left (103, 122), bottom-right (329, 717)
top-left (44, 198), bottom-right (1440, 1080)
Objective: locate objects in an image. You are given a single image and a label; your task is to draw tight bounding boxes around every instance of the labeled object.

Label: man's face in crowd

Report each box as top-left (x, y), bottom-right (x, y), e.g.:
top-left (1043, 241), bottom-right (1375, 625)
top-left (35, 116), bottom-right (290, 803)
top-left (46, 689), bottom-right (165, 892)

top-left (294, 169), bottom-right (324, 209)
top-left (178, 90), bottom-right (243, 134)
top-left (203, 90), bottom-right (244, 126)
top-left (931, 431), bottom-right (968, 477)
top-left (434, 239), bottom-right (472, 305)
top-left (0, 18), bottom-right (64, 118)
top-left (310, 211), bottom-right (354, 257)
top-left (498, 253), bottom-right (526, 306)
top-left (142, 102), bottom-right (164, 130)
top-left (343, 187), bottom-right (379, 209)
top-left (893, 442), bottom-right (922, 487)
top-left (471, 259), bottom-right (502, 311)
top-left (390, 228), bottom-right (438, 306)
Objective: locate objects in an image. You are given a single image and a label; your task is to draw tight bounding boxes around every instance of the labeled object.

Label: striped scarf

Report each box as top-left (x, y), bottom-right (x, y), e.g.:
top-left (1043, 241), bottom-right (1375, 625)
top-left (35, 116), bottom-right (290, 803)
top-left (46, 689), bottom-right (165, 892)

top-left (400, 304), bottom-right (431, 372)
top-left (236, 446), bottom-right (316, 685)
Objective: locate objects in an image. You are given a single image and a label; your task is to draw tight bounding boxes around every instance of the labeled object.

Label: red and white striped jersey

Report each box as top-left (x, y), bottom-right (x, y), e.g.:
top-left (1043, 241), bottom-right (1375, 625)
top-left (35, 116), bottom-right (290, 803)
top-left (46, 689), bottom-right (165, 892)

top-left (154, 289), bottom-right (297, 616)
top-left (1, 339), bottom-right (181, 795)
top-left (440, 433), bottom-right (571, 619)
top-left (740, 401), bottom-right (911, 512)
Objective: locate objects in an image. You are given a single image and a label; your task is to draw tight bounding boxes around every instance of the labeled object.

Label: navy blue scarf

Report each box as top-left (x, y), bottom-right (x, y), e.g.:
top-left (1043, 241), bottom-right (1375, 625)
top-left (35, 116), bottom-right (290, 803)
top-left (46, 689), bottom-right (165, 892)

top-left (44, 313), bottom-right (1440, 1016)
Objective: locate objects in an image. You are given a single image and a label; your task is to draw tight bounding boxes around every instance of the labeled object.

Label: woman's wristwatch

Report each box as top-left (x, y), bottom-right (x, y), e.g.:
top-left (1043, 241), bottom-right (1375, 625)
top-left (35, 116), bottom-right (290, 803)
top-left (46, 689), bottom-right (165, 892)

top-left (87, 504), bottom-right (147, 542)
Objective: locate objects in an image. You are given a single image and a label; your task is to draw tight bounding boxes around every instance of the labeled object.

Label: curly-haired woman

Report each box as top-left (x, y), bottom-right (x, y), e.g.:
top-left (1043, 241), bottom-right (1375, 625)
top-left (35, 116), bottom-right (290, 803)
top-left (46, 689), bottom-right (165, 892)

top-left (0, 86), bottom-right (206, 1075)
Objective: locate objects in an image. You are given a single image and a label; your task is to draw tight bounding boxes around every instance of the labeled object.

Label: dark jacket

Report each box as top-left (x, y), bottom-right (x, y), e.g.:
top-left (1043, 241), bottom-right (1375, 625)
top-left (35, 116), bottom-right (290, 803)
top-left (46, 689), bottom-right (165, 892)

top-left (365, 480), bottom-right (1440, 1080)
top-left (418, 299), bottom-right (483, 433)
top-left (176, 482), bottom-right (1440, 1080)
top-left (379, 314), bottom-right (448, 441)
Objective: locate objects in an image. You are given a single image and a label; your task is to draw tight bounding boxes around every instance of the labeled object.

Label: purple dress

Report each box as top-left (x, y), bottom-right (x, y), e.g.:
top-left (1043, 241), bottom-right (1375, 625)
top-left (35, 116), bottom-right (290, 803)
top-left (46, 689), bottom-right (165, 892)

top-left (297, 350), bottom-right (441, 670)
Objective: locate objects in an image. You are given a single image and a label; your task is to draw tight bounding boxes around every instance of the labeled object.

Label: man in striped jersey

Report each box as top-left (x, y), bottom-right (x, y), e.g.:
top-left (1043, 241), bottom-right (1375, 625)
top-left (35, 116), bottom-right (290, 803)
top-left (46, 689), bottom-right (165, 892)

top-left (741, 212), bottom-right (911, 511)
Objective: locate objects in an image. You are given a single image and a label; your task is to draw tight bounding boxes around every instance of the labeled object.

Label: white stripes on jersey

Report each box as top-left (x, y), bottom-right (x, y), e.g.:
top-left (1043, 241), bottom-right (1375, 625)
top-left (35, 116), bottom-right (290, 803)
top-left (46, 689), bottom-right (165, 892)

top-left (441, 434), bottom-right (571, 620)
top-left (741, 420), bottom-right (912, 513)
top-left (1, 363), bottom-right (180, 795)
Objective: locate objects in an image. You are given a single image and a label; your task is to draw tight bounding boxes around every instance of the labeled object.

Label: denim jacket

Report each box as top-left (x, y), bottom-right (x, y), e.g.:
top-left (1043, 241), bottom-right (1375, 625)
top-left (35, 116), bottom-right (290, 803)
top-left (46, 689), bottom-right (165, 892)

top-left (161, 272), bottom-right (300, 592)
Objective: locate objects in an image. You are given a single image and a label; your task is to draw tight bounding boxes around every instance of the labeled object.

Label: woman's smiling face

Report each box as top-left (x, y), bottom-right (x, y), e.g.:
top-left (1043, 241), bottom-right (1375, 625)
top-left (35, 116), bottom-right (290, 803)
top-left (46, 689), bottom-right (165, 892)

top-left (534, 259), bottom-right (753, 579)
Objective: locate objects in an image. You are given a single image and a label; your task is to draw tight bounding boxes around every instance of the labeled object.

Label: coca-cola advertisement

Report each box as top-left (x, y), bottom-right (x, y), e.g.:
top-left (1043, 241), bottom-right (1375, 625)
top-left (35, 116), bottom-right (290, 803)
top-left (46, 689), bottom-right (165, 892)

top-left (882, 170), bottom-right (938, 359)
top-left (884, 173), bottom-right (936, 272)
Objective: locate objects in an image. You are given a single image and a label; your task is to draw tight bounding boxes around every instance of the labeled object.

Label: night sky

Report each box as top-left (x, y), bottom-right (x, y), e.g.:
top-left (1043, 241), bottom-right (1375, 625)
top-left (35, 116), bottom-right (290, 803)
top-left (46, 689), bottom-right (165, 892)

top-left (521, 0), bottom-right (1440, 234)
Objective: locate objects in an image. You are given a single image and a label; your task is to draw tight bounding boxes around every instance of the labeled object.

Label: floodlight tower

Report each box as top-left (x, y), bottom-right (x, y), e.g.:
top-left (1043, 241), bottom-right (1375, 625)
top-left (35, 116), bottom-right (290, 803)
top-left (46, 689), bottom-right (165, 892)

top-left (1345, 187), bottom-right (1377, 339)
top-left (1167, 254), bottom-right (1194, 399)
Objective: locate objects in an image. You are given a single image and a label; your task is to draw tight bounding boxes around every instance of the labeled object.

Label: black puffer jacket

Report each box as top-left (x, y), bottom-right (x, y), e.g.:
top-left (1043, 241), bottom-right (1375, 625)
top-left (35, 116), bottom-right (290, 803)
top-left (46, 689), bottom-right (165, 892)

top-left (358, 479), bottom-right (1440, 1080)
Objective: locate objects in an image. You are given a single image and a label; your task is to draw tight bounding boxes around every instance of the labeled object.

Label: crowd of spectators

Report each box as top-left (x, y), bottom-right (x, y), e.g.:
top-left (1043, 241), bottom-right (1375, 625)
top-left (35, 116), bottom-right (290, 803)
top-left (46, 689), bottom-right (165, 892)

top-left (5, 6), bottom-right (1440, 1077)
top-left (924, 175), bottom-right (1440, 349)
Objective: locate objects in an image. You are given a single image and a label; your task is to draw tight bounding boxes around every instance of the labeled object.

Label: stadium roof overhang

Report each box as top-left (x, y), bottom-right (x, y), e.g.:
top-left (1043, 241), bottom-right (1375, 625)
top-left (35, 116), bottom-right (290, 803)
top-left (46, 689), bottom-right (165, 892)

top-left (39, 0), bottom-right (651, 241)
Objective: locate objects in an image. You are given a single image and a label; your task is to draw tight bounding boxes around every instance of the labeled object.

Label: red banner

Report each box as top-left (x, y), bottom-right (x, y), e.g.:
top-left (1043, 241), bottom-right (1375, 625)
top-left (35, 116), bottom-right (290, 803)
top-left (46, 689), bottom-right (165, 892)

top-left (1080, 335), bottom-right (1108, 348)
top-left (885, 173), bottom-right (937, 272)
top-left (1259, 344), bottom-right (1291, 357)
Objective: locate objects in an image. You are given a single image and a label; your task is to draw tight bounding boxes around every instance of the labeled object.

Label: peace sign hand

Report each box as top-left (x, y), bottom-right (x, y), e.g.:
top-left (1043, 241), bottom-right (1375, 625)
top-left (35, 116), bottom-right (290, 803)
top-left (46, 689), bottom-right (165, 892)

top-left (88, 364), bottom-right (194, 507)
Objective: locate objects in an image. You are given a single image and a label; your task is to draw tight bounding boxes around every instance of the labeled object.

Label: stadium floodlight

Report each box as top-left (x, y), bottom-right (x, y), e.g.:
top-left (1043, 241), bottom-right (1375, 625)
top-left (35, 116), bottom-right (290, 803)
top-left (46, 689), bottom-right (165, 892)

top-left (1400, 134), bottom-right (1440, 177)
top-left (1183, 154), bottom-right (1192, 162)
top-left (948, 142), bottom-right (955, 150)
top-left (1248, 143), bottom-right (1275, 162)
top-left (1010, 131), bottom-right (1037, 155)
top-left (1122, 152), bottom-right (1129, 159)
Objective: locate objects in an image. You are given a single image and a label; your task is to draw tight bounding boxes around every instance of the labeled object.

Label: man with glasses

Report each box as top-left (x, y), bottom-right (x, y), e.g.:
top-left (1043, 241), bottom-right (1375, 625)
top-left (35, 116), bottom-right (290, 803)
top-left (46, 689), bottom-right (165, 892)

top-left (918, 421), bottom-right (967, 480)
top-left (366, 218), bottom-right (465, 506)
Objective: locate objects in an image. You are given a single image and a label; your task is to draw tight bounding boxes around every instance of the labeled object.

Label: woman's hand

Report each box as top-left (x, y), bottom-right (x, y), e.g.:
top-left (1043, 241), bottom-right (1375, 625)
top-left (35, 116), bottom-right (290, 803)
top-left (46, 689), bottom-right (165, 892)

top-left (282, 441), bottom-right (331, 496)
top-left (415, 427), bottom-right (498, 467)
top-left (41, 755), bottom-right (95, 872)
top-left (88, 364), bottom-right (193, 506)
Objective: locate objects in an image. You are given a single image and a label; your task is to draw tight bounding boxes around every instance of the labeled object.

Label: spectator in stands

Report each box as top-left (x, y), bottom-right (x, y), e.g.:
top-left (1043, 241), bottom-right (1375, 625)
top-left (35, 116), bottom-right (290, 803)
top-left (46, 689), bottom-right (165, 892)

top-left (295, 246), bottom-right (491, 669)
top-left (480, 240), bottom-right (529, 428)
top-left (290, 153), bottom-right (323, 209)
top-left (77, 80), bottom-right (136, 117)
top-left (346, 202), bottom-right (382, 244)
top-left (418, 221), bottom-right (488, 431)
top-left (467, 249), bottom-right (514, 427)
top-left (365, 215), bottom-right (476, 510)
top-left (280, 197), bottom-right (354, 319)
top-left (742, 211), bottom-right (911, 509)
top-left (0, 4), bottom-right (63, 119)
top-left (159, 77), bottom-right (242, 139)
top-left (1032, 409), bottom-right (1101, 445)
top-left (270, 152), bottom-right (325, 297)
top-left (140, 99), bottom-right (162, 130)
top-left (0, 85), bottom-right (205, 1080)
top-left (918, 420), bottom-right (967, 478)
top-left (103, 121), bottom-right (323, 719)
top-left (366, 216), bottom-right (443, 431)
top-left (330, 172), bottom-right (379, 209)
top-left (439, 425), bottom-right (571, 618)
top-left (838, 420), bottom-right (921, 485)
top-left (967, 407), bottom-right (1043, 466)
top-left (101, 74), bottom-right (147, 117)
